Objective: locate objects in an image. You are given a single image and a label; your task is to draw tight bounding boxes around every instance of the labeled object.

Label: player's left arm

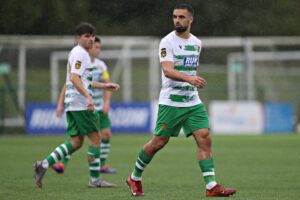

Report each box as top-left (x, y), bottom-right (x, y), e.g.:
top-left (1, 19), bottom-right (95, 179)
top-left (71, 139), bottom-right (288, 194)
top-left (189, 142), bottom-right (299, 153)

top-left (91, 81), bottom-right (119, 91)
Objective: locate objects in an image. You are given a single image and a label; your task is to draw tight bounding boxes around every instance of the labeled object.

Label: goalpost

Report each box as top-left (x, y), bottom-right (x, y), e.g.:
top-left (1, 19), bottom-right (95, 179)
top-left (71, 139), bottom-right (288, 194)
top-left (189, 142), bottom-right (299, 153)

top-left (228, 51), bottom-right (300, 101)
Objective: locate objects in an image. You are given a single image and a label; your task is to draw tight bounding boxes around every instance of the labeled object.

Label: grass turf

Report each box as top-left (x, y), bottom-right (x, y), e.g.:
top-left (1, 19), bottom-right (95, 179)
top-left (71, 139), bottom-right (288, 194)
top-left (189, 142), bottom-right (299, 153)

top-left (0, 134), bottom-right (299, 200)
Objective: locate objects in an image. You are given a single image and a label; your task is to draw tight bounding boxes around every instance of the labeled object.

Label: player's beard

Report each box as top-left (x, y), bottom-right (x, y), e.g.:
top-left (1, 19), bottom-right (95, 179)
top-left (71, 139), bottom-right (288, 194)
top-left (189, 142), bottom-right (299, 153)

top-left (175, 25), bottom-right (188, 33)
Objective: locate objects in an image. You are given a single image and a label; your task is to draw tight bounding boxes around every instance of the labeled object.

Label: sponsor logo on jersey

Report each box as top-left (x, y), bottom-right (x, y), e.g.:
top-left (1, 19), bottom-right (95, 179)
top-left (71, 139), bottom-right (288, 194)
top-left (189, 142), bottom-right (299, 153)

top-left (161, 48), bottom-right (167, 57)
top-left (75, 60), bottom-right (82, 69)
top-left (183, 55), bottom-right (198, 66)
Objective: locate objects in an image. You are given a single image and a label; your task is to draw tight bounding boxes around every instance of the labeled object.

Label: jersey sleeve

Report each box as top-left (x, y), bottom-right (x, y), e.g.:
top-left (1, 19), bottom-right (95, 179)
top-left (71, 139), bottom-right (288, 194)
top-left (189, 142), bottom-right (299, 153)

top-left (159, 38), bottom-right (173, 62)
top-left (70, 50), bottom-right (90, 76)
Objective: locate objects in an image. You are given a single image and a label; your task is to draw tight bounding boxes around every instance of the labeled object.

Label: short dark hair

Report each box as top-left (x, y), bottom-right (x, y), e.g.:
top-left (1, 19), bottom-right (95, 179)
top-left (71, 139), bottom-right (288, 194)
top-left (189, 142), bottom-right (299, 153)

top-left (94, 37), bottom-right (101, 43)
top-left (75, 22), bottom-right (95, 36)
top-left (174, 3), bottom-right (194, 16)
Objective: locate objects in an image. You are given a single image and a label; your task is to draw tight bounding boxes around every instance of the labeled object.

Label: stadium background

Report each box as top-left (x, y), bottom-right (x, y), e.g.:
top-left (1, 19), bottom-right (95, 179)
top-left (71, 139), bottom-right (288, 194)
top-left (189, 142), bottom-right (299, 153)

top-left (0, 1), bottom-right (300, 199)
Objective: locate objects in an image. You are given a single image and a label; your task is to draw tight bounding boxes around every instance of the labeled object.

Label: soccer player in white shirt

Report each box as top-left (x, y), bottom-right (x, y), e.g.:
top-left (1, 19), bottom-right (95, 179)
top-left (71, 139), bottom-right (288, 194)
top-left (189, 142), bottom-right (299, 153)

top-left (126, 4), bottom-right (236, 197)
top-left (90, 37), bottom-right (118, 174)
top-left (34, 22), bottom-right (118, 188)
top-left (52, 37), bottom-right (118, 174)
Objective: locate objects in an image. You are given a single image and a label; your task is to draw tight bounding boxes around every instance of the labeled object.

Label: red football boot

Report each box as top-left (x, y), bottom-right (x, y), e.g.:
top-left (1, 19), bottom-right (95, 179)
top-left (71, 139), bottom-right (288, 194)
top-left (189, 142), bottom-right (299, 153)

top-left (206, 184), bottom-right (237, 197)
top-left (126, 176), bottom-right (144, 197)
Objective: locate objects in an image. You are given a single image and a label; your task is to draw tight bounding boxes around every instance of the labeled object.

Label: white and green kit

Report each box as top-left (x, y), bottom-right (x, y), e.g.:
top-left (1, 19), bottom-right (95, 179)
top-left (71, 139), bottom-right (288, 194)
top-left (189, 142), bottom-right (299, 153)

top-left (65, 45), bottom-right (94, 112)
top-left (154, 31), bottom-right (209, 137)
top-left (158, 30), bottom-right (202, 107)
top-left (131, 31), bottom-right (217, 190)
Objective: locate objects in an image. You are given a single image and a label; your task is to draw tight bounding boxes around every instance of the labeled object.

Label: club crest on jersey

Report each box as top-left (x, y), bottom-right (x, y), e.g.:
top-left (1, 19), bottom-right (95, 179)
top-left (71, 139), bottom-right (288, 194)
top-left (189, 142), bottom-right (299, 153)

top-left (161, 48), bottom-right (167, 57)
top-left (75, 60), bottom-right (82, 69)
top-left (184, 55), bottom-right (198, 66)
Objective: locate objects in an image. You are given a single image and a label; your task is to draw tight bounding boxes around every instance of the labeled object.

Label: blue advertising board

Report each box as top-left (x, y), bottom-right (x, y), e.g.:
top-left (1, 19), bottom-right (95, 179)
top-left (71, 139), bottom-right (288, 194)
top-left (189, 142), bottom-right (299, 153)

top-left (26, 103), bottom-right (66, 134)
top-left (26, 102), bottom-right (152, 134)
top-left (264, 103), bottom-right (294, 133)
top-left (109, 102), bottom-right (152, 133)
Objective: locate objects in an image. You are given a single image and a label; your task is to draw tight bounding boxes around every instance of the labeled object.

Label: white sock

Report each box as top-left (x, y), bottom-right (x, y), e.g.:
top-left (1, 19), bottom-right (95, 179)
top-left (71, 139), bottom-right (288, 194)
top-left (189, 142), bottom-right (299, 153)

top-left (131, 173), bottom-right (142, 181)
top-left (90, 177), bottom-right (99, 182)
top-left (42, 159), bottom-right (49, 169)
top-left (206, 181), bottom-right (217, 190)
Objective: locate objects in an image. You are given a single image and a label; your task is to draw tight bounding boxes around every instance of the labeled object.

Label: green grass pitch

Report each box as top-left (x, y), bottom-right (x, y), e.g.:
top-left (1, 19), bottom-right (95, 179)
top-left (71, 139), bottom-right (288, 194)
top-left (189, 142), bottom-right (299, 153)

top-left (0, 134), bottom-right (299, 200)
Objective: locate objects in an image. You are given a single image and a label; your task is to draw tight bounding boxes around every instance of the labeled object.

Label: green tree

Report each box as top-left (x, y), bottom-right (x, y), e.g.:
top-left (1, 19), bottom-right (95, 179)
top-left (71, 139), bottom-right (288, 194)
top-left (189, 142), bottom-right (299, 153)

top-left (0, 0), bottom-right (299, 36)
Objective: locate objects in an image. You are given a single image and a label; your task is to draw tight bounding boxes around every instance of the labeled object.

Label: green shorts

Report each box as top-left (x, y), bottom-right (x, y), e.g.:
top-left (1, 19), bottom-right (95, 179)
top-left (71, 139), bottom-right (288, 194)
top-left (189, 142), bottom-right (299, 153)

top-left (66, 110), bottom-right (99, 136)
top-left (95, 110), bottom-right (111, 130)
top-left (153, 103), bottom-right (210, 137)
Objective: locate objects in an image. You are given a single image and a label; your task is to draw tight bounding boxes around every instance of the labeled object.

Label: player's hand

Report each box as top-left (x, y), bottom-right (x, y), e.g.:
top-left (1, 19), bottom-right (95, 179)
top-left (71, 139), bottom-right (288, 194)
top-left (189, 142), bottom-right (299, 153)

top-left (56, 105), bottom-right (64, 117)
top-left (86, 97), bottom-right (95, 111)
top-left (188, 76), bottom-right (207, 89)
top-left (105, 83), bottom-right (120, 92)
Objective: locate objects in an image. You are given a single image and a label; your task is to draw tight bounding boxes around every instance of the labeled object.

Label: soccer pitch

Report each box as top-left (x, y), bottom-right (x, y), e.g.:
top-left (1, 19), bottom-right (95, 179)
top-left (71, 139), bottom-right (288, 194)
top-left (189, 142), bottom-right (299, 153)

top-left (0, 134), bottom-right (299, 200)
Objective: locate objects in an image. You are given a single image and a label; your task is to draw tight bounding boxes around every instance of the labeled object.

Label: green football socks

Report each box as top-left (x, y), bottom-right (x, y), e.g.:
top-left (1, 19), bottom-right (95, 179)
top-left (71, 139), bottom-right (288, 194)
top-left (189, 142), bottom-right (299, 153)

top-left (43, 140), bottom-right (74, 168)
top-left (131, 149), bottom-right (153, 180)
top-left (88, 146), bottom-right (101, 179)
top-left (199, 158), bottom-right (217, 190)
top-left (100, 139), bottom-right (110, 167)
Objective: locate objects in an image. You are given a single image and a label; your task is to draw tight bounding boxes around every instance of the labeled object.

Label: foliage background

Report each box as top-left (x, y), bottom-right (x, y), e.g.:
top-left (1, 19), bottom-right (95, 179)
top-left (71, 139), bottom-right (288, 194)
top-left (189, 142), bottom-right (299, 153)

top-left (1, 0), bottom-right (300, 36)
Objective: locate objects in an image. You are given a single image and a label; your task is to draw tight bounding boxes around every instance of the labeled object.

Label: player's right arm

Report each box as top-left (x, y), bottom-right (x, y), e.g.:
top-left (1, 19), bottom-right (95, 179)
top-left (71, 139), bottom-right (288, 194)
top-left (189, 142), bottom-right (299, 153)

top-left (161, 61), bottom-right (206, 88)
top-left (70, 73), bottom-right (94, 110)
top-left (70, 50), bottom-right (95, 110)
top-left (56, 84), bottom-right (66, 117)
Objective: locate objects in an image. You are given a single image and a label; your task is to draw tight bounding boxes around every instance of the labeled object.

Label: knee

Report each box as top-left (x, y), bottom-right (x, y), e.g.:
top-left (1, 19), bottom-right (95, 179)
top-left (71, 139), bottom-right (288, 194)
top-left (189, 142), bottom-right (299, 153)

top-left (199, 129), bottom-right (210, 139)
top-left (90, 139), bottom-right (100, 147)
top-left (101, 131), bottom-right (111, 140)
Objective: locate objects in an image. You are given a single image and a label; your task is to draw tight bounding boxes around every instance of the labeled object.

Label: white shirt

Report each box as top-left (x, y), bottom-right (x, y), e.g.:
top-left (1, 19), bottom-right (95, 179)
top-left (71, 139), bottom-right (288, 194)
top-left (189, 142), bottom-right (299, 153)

top-left (158, 31), bottom-right (202, 107)
top-left (64, 45), bottom-right (93, 111)
top-left (91, 58), bottom-right (109, 111)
